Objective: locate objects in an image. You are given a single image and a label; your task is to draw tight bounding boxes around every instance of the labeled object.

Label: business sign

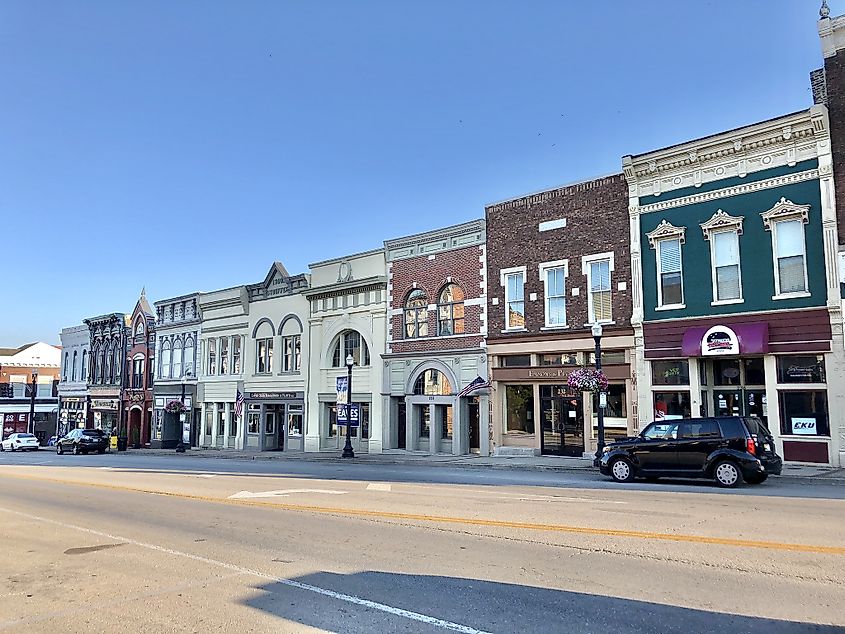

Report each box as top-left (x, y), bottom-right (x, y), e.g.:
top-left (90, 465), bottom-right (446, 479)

top-left (336, 403), bottom-right (359, 427)
top-left (336, 377), bottom-right (348, 405)
top-left (248, 392), bottom-right (303, 401)
top-left (791, 417), bottom-right (817, 435)
top-left (91, 399), bottom-right (118, 410)
top-left (701, 326), bottom-right (739, 356)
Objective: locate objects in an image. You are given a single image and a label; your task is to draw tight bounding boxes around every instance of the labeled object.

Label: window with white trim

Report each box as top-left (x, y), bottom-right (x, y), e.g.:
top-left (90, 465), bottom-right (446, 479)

top-left (773, 219), bottom-right (808, 295)
top-left (712, 230), bottom-right (742, 301)
top-left (501, 267), bottom-right (526, 330)
top-left (539, 260), bottom-right (567, 327)
top-left (582, 253), bottom-right (614, 323)
top-left (172, 339), bottom-right (183, 378)
top-left (657, 238), bottom-right (684, 307)
top-left (161, 340), bottom-right (172, 379)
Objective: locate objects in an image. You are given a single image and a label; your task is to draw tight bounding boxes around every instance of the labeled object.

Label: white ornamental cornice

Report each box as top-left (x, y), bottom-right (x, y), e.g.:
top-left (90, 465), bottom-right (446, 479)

top-left (700, 210), bottom-right (744, 240)
top-left (760, 197), bottom-right (811, 230)
top-left (646, 220), bottom-right (686, 249)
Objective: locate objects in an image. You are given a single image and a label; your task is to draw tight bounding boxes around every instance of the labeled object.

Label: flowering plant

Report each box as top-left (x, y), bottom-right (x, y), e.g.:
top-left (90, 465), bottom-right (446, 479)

top-left (567, 368), bottom-right (609, 393)
top-left (164, 400), bottom-right (187, 413)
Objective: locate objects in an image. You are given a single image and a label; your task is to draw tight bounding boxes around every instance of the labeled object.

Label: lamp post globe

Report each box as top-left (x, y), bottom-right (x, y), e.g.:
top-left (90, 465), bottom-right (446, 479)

top-left (342, 354), bottom-right (355, 458)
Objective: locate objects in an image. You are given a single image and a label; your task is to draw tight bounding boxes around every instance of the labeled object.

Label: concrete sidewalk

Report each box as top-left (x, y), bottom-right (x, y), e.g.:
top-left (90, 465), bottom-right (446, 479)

top-left (113, 446), bottom-right (845, 480)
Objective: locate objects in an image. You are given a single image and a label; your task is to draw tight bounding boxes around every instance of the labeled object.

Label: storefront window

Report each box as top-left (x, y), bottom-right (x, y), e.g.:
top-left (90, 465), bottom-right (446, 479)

top-left (505, 385), bottom-right (534, 433)
top-left (419, 406), bottom-right (430, 437)
top-left (439, 405), bottom-right (453, 440)
top-left (288, 405), bottom-right (303, 437)
top-left (204, 407), bottom-right (213, 436)
top-left (779, 390), bottom-right (829, 436)
top-left (501, 355), bottom-right (531, 368)
top-left (327, 404), bottom-right (337, 437)
top-left (217, 403), bottom-right (226, 436)
top-left (592, 384), bottom-right (627, 421)
top-left (588, 350), bottom-right (627, 365)
top-left (698, 360), bottom-right (708, 386)
top-left (248, 412), bottom-right (260, 434)
top-left (540, 353), bottom-right (579, 366)
top-left (713, 359), bottom-right (741, 386)
top-left (777, 355), bottom-right (826, 384)
top-left (651, 360), bottom-right (689, 386)
top-left (360, 403), bottom-right (369, 440)
top-left (743, 358), bottom-right (766, 385)
top-left (653, 391), bottom-right (691, 420)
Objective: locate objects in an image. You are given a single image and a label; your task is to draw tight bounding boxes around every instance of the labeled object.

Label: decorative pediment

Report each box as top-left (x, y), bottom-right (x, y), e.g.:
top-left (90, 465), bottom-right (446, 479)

top-left (700, 209), bottom-right (744, 240)
top-left (760, 197), bottom-right (810, 231)
top-left (646, 220), bottom-right (686, 249)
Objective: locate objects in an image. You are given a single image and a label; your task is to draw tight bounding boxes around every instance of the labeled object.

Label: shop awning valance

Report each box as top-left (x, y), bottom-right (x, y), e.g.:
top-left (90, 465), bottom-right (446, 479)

top-left (681, 322), bottom-right (769, 357)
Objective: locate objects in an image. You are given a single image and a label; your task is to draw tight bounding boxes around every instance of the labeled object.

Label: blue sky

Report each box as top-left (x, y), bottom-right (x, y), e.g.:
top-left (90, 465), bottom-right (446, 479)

top-left (0, 1), bottom-right (832, 345)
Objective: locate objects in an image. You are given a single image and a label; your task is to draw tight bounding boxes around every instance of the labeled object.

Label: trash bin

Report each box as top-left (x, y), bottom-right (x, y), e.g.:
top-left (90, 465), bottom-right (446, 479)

top-left (117, 436), bottom-right (128, 452)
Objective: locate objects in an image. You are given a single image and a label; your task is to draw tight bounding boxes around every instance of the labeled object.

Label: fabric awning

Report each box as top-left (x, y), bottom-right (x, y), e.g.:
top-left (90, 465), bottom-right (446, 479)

top-left (681, 322), bottom-right (769, 356)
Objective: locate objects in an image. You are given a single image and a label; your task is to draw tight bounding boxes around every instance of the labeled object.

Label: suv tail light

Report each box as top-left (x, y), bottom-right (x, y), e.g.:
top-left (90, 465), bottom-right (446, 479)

top-left (746, 437), bottom-right (756, 456)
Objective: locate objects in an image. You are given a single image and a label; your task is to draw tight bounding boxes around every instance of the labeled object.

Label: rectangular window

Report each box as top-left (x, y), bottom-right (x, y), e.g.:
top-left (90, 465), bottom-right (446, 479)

top-left (204, 407), bottom-right (213, 436)
top-left (651, 360), bottom-right (690, 386)
top-left (230, 408), bottom-right (238, 437)
top-left (588, 350), bottom-right (627, 365)
top-left (247, 412), bottom-right (260, 434)
top-left (256, 338), bottom-right (273, 374)
top-left (500, 355), bottom-right (531, 367)
top-left (327, 404), bottom-right (337, 437)
top-left (539, 353), bottom-right (579, 366)
top-left (504, 271), bottom-right (525, 330)
top-left (774, 219), bottom-right (807, 295)
top-left (542, 265), bottom-right (567, 327)
top-left (288, 409), bottom-right (303, 436)
top-left (712, 231), bottom-right (742, 301)
top-left (207, 339), bottom-right (217, 376)
top-left (219, 337), bottom-right (229, 375)
top-left (232, 336), bottom-right (241, 374)
top-left (283, 335), bottom-right (301, 372)
top-left (776, 355), bottom-right (826, 384)
top-left (360, 403), bottom-right (369, 440)
top-left (779, 390), bottom-right (829, 436)
top-left (505, 385), bottom-right (534, 433)
top-left (217, 403), bottom-right (225, 436)
top-left (592, 384), bottom-right (627, 420)
top-left (657, 238), bottom-right (683, 307)
top-left (439, 404), bottom-right (453, 440)
top-left (653, 391), bottom-right (691, 419)
top-left (588, 259), bottom-right (612, 323)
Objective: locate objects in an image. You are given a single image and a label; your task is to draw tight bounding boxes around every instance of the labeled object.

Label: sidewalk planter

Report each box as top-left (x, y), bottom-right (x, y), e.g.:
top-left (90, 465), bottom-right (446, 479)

top-left (117, 436), bottom-right (128, 452)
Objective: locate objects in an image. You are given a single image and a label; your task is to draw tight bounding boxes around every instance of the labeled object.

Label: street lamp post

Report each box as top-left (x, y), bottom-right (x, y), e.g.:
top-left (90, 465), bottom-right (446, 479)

top-left (592, 323), bottom-right (606, 466)
top-left (28, 368), bottom-right (38, 435)
top-left (176, 373), bottom-right (188, 453)
top-left (342, 354), bottom-right (355, 459)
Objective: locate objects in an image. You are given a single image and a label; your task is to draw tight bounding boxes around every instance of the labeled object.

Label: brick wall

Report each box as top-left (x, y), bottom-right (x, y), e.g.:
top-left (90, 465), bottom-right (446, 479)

top-left (824, 50), bottom-right (845, 244)
top-left (485, 174), bottom-right (632, 340)
top-left (390, 244), bottom-right (484, 353)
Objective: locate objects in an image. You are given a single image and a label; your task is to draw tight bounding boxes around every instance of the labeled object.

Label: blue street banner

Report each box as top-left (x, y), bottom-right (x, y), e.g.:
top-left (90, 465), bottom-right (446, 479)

top-left (336, 376), bottom-right (348, 404)
top-left (336, 403), bottom-right (359, 427)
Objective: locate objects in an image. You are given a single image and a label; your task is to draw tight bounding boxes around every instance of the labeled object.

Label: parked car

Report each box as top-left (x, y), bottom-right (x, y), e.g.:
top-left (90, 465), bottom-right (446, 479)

top-left (0, 433), bottom-right (40, 452)
top-left (599, 416), bottom-right (782, 488)
top-left (56, 429), bottom-right (109, 455)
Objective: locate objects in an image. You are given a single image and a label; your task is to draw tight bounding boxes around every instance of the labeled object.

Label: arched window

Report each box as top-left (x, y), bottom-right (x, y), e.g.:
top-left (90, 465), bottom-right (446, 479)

top-left (184, 335), bottom-right (195, 376)
top-left (81, 350), bottom-right (88, 383)
top-left (63, 352), bottom-right (69, 381)
top-left (97, 346), bottom-right (105, 384)
top-left (172, 338), bottom-right (183, 378)
top-left (404, 289), bottom-right (428, 338)
top-left (413, 369), bottom-right (453, 395)
top-left (135, 320), bottom-right (144, 336)
top-left (331, 330), bottom-right (370, 367)
top-left (106, 343), bottom-right (115, 384)
top-left (161, 340), bottom-right (172, 379)
top-left (72, 351), bottom-right (78, 382)
top-left (437, 284), bottom-right (465, 336)
top-left (113, 345), bottom-right (121, 383)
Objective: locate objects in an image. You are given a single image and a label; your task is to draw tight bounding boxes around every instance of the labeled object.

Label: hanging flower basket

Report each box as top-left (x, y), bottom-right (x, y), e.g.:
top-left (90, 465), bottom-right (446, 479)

top-left (567, 368), bottom-right (609, 393)
top-left (164, 400), bottom-right (188, 414)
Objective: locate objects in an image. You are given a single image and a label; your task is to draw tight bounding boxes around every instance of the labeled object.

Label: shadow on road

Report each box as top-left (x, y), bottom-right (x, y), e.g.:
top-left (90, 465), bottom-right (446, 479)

top-left (241, 570), bottom-right (844, 634)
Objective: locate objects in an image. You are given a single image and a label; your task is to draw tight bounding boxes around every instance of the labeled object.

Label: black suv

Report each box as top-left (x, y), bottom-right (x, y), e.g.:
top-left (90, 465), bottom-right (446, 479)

top-left (56, 429), bottom-right (109, 455)
top-left (599, 417), bottom-right (782, 487)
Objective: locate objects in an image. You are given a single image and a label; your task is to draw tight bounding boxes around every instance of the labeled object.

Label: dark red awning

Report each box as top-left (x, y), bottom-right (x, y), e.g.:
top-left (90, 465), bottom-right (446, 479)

top-left (681, 322), bottom-right (769, 357)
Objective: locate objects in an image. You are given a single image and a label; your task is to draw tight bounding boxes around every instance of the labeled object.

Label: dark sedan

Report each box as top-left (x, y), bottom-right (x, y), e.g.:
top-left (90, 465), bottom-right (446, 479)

top-left (56, 429), bottom-right (109, 455)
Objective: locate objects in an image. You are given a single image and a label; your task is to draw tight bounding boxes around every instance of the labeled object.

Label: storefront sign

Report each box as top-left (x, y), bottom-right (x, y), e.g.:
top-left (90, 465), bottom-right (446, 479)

top-left (91, 399), bottom-right (118, 410)
top-left (791, 417), bottom-right (817, 435)
top-left (248, 392), bottom-right (303, 400)
top-left (701, 326), bottom-right (739, 356)
top-left (527, 369), bottom-right (569, 379)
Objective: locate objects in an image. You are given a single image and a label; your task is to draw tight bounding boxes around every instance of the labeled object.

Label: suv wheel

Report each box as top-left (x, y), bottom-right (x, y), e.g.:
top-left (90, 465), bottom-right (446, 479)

top-left (713, 460), bottom-right (743, 488)
top-left (610, 457), bottom-right (636, 483)
top-left (57, 443), bottom-right (63, 455)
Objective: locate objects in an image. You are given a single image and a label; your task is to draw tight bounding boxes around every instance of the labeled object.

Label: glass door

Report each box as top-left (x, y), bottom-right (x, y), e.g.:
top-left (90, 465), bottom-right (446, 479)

top-left (713, 390), bottom-right (742, 417)
top-left (540, 392), bottom-right (563, 455)
top-left (560, 397), bottom-right (585, 457)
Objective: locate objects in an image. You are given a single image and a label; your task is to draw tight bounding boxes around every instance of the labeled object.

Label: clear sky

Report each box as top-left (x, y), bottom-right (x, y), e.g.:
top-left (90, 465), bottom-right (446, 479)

top-left (0, 0), bottom-right (832, 345)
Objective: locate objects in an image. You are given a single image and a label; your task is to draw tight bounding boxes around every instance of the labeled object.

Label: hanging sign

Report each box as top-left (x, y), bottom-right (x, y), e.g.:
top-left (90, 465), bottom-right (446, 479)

top-left (335, 377), bottom-right (348, 405)
top-left (701, 325), bottom-right (740, 356)
top-left (336, 403), bottom-right (359, 427)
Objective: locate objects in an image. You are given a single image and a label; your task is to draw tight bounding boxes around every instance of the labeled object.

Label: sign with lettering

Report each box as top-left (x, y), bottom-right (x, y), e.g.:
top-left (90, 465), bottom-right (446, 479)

top-left (336, 403), bottom-right (359, 426)
top-left (91, 399), bottom-right (118, 410)
top-left (791, 417), bottom-right (817, 435)
top-left (336, 377), bottom-right (348, 405)
top-left (248, 392), bottom-right (303, 401)
top-left (527, 369), bottom-right (568, 379)
top-left (701, 326), bottom-right (739, 356)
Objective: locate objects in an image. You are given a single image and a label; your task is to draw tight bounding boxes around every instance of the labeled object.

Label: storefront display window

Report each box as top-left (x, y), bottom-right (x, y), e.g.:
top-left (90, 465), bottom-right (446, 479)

top-left (776, 355), bottom-right (826, 384)
top-left (591, 384), bottom-right (627, 421)
top-left (505, 385), bottom-right (534, 433)
top-left (653, 391), bottom-right (691, 419)
top-left (713, 359), bottom-right (741, 386)
top-left (651, 360), bottom-right (689, 386)
top-left (540, 353), bottom-right (579, 366)
top-left (779, 391), bottom-right (829, 436)
top-left (743, 358), bottom-right (766, 385)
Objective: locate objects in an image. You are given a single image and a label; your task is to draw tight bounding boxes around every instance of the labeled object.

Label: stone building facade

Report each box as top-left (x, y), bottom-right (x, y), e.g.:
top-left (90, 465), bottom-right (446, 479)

top-left (57, 324), bottom-right (90, 436)
top-left (84, 312), bottom-right (127, 437)
top-left (383, 220), bottom-right (490, 455)
top-left (485, 174), bottom-right (636, 457)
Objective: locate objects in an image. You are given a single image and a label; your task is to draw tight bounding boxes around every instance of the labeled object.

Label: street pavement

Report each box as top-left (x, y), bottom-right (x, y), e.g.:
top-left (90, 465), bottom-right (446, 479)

top-left (1, 450), bottom-right (844, 633)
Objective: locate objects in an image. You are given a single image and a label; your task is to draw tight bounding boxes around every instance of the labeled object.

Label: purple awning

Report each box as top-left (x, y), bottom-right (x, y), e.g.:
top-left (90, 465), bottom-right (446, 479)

top-left (681, 322), bottom-right (770, 357)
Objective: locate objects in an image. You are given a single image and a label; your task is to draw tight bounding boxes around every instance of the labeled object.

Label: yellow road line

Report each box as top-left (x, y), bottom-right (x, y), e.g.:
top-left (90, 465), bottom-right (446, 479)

top-left (3, 470), bottom-right (844, 556)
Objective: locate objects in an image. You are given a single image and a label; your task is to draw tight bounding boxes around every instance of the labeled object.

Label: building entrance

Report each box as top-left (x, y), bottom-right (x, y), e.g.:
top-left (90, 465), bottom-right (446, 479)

top-left (700, 357), bottom-right (768, 426)
top-left (540, 385), bottom-right (584, 457)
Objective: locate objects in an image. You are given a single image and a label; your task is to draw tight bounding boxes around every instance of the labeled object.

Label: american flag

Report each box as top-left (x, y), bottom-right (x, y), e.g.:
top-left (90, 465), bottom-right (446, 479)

top-left (234, 390), bottom-right (244, 417)
top-left (457, 376), bottom-right (491, 398)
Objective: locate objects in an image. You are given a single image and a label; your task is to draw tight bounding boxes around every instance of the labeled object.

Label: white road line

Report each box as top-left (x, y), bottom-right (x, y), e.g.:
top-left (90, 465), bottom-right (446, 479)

top-left (1, 507), bottom-right (490, 634)
top-left (366, 483), bottom-right (392, 492)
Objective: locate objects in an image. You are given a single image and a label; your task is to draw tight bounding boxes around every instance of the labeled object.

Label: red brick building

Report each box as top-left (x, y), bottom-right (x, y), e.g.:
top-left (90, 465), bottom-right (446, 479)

top-left (382, 220), bottom-right (489, 455)
top-left (121, 290), bottom-right (156, 447)
top-left (485, 174), bottom-right (635, 457)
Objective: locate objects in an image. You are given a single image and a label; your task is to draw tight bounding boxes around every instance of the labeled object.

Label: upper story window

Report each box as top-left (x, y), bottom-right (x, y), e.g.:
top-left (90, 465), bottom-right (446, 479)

top-left (413, 369), bottom-right (453, 395)
top-left (500, 267), bottom-right (526, 330)
top-left (583, 253), bottom-right (613, 324)
top-left (647, 220), bottom-right (686, 309)
top-left (132, 355), bottom-right (145, 388)
top-left (231, 335), bottom-right (240, 374)
top-left (701, 210), bottom-right (744, 304)
top-left (404, 290), bottom-right (428, 338)
top-left (71, 351), bottom-right (78, 382)
top-left (183, 336), bottom-right (195, 377)
top-left (63, 353), bottom-right (68, 381)
top-left (219, 337), bottom-right (229, 375)
top-left (540, 261), bottom-right (567, 328)
top-left (172, 339), bottom-right (183, 378)
top-left (81, 350), bottom-right (88, 383)
top-left (113, 345), bottom-right (121, 383)
top-left (331, 330), bottom-right (370, 367)
top-left (283, 335), bottom-right (302, 372)
top-left (135, 321), bottom-right (144, 336)
top-left (106, 344), bottom-right (115, 384)
top-left (256, 337), bottom-right (273, 374)
top-left (207, 338), bottom-right (217, 376)
top-left (437, 284), bottom-right (465, 336)
top-left (161, 340), bottom-right (172, 379)
top-left (761, 198), bottom-right (811, 299)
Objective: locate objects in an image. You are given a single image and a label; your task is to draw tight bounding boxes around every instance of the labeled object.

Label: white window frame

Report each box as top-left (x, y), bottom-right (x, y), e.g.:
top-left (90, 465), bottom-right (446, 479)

top-left (499, 266), bottom-right (527, 332)
top-left (656, 238), bottom-right (685, 310)
top-left (709, 229), bottom-right (744, 305)
top-left (582, 252), bottom-right (615, 325)
top-left (770, 219), bottom-right (810, 300)
top-left (539, 259), bottom-right (569, 329)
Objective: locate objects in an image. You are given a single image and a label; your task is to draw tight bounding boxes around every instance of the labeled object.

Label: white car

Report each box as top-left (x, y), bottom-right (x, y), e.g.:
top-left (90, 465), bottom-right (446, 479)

top-left (1, 433), bottom-right (40, 452)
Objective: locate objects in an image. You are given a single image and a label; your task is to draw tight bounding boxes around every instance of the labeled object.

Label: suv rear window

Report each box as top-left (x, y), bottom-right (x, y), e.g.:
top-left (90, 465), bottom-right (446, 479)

top-left (82, 430), bottom-right (105, 437)
top-left (716, 417), bottom-right (746, 439)
top-left (744, 417), bottom-right (774, 440)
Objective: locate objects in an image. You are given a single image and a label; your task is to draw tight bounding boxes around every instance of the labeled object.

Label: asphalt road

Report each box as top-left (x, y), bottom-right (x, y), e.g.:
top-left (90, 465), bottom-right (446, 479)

top-left (1, 451), bottom-right (844, 633)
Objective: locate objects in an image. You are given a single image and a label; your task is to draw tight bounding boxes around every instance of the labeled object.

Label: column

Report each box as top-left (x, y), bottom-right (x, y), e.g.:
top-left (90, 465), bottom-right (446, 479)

top-left (533, 383), bottom-right (541, 455)
top-left (688, 358), bottom-right (702, 418)
top-left (429, 404), bottom-right (438, 454)
top-left (405, 396), bottom-right (416, 451)
top-left (209, 402), bottom-right (217, 447)
top-left (452, 396), bottom-right (463, 456)
top-left (304, 317), bottom-right (322, 453)
top-left (763, 356), bottom-right (781, 455)
top-left (224, 402), bottom-right (232, 448)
